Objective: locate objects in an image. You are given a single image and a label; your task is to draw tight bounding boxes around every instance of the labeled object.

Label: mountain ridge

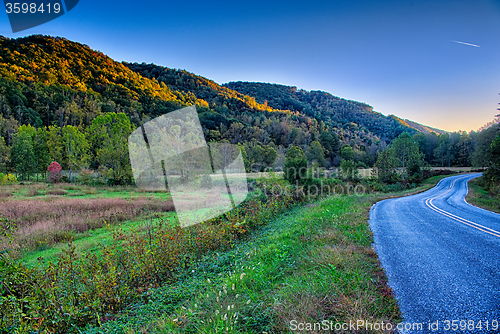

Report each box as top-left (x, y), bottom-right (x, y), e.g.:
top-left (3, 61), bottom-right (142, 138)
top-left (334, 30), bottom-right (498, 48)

top-left (0, 34), bottom-right (445, 168)
top-left (222, 81), bottom-right (446, 138)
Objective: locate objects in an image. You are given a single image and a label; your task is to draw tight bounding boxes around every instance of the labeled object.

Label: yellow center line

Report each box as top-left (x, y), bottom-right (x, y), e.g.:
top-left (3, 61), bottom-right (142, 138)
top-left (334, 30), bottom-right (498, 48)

top-left (424, 176), bottom-right (500, 238)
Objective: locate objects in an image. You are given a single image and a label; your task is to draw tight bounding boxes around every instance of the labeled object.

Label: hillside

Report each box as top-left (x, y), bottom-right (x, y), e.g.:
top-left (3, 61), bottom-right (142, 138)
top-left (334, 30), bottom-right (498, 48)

top-left (223, 81), bottom-right (421, 141)
top-left (403, 119), bottom-right (447, 135)
top-left (0, 34), bottom-right (440, 169)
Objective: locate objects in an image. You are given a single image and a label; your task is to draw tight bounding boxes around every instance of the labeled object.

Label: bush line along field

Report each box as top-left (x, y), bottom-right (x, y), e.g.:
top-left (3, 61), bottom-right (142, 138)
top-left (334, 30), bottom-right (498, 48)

top-left (0, 175), bottom-right (292, 332)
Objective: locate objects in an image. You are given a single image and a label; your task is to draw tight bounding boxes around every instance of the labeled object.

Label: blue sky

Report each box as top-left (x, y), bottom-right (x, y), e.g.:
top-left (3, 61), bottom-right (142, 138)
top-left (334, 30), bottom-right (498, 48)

top-left (1, 0), bottom-right (500, 132)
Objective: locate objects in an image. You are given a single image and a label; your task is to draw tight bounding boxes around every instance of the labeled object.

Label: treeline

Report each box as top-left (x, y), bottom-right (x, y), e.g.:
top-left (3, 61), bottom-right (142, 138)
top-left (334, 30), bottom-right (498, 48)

top-left (0, 35), bottom-right (393, 175)
top-left (477, 119), bottom-right (500, 194)
top-left (0, 112), bottom-right (133, 183)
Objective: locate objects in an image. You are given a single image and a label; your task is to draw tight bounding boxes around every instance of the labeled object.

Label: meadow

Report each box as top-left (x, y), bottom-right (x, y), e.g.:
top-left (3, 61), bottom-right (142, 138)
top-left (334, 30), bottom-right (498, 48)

top-left (0, 183), bottom-right (174, 263)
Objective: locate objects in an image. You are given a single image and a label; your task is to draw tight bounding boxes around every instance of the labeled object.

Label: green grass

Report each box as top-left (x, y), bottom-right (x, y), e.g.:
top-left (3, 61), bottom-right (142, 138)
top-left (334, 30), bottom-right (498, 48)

top-left (466, 177), bottom-right (500, 214)
top-left (20, 212), bottom-right (178, 268)
top-left (82, 193), bottom-right (403, 334)
top-left (1, 182), bottom-right (175, 268)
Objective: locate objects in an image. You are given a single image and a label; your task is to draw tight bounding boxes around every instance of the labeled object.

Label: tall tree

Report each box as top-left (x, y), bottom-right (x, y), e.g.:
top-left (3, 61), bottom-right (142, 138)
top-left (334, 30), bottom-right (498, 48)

top-left (61, 126), bottom-right (89, 180)
top-left (284, 146), bottom-right (307, 183)
top-left (11, 130), bottom-right (35, 181)
top-left (319, 131), bottom-right (339, 159)
top-left (263, 145), bottom-right (278, 167)
top-left (306, 140), bottom-right (327, 167)
top-left (483, 133), bottom-right (500, 191)
top-left (89, 112), bottom-right (133, 184)
top-left (33, 127), bottom-right (51, 181)
top-left (0, 136), bottom-right (9, 173)
top-left (374, 148), bottom-right (396, 183)
top-left (471, 124), bottom-right (500, 167)
top-left (391, 132), bottom-right (423, 182)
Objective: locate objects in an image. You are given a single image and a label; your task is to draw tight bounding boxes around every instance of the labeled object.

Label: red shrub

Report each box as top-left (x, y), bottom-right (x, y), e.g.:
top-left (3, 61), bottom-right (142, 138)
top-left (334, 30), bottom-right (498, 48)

top-left (47, 162), bottom-right (62, 183)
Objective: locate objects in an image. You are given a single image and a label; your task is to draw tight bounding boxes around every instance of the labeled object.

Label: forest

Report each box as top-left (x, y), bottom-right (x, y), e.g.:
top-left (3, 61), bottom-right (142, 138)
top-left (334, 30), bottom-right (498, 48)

top-left (0, 35), bottom-right (499, 186)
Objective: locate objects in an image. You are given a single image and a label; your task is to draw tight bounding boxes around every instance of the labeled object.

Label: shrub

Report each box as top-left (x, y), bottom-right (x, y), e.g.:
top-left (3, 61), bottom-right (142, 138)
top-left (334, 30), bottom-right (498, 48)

top-left (0, 176), bottom-right (299, 332)
top-left (78, 168), bottom-right (95, 184)
top-left (0, 173), bottom-right (17, 185)
top-left (47, 162), bottom-right (62, 183)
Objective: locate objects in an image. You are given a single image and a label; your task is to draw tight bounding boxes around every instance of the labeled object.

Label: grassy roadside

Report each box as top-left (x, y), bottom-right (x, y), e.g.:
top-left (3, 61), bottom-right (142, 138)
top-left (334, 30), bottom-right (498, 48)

top-left (83, 193), bottom-right (401, 334)
top-left (82, 175), bottom-right (456, 333)
top-left (466, 177), bottom-right (500, 214)
top-left (83, 174), bottom-right (459, 334)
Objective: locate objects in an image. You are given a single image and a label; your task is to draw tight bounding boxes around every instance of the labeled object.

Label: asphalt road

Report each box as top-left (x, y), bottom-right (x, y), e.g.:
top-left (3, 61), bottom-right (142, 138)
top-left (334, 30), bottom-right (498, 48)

top-left (370, 174), bottom-right (500, 333)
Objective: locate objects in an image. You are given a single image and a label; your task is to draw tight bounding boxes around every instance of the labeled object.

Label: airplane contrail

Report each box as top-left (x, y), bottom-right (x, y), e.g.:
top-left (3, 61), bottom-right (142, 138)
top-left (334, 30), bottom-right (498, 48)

top-left (451, 40), bottom-right (480, 48)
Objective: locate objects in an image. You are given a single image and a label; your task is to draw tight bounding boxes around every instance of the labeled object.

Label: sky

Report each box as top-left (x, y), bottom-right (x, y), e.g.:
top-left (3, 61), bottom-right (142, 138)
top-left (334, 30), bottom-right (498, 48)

top-left (1, 0), bottom-right (500, 132)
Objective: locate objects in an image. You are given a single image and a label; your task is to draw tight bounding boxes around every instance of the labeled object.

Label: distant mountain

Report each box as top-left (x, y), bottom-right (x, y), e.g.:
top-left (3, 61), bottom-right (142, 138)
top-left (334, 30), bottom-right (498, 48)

top-left (0, 34), bottom-right (444, 168)
top-left (223, 82), bottom-right (445, 138)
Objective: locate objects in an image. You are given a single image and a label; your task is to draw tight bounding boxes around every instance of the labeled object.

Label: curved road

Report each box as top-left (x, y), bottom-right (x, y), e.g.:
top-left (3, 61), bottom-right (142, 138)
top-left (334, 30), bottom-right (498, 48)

top-left (370, 174), bottom-right (500, 333)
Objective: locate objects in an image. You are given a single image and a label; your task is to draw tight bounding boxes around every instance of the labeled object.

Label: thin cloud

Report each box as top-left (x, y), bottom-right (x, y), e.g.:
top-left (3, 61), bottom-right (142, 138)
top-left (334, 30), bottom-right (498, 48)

top-left (451, 40), bottom-right (480, 48)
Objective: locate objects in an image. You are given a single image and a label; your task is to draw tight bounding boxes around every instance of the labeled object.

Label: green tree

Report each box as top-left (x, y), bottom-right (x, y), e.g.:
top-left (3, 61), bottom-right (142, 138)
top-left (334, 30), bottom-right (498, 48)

top-left (374, 148), bottom-right (397, 183)
top-left (483, 133), bottom-right (500, 192)
top-left (0, 136), bottom-right (9, 173)
top-left (47, 126), bottom-right (63, 165)
top-left (89, 112), bottom-right (133, 184)
top-left (339, 159), bottom-right (358, 181)
top-left (319, 131), bottom-right (339, 159)
top-left (61, 126), bottom-right (89, 180)
top-left (433, 133), bottom-right (453, 167)
top-left (11, 130), bottom-right (35, 181)
top-left (33, 127), bottom-right (51, 181)
top-left (471, 124), bottom-right (499, 167)
top-left (340, 145), bottom-right (354, 161)
top-left (391, 132), bottom-right (423, 182)
top-left (15, 125), bottom-right (52, 181)
top-left (284, 146), bottom-right (307, 184)
top-left (263, 145), bottom-right (278, 167)
top-left (306, 141), bottom-right (327, 167)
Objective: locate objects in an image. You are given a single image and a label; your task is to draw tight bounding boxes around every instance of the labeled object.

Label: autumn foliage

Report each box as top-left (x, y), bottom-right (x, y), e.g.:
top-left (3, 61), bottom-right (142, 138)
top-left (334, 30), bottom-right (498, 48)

top-left (47, 161), bottom-right (62, 183)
